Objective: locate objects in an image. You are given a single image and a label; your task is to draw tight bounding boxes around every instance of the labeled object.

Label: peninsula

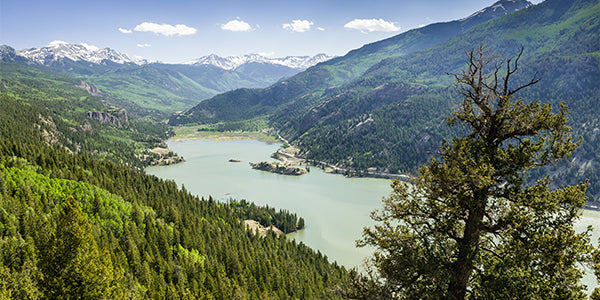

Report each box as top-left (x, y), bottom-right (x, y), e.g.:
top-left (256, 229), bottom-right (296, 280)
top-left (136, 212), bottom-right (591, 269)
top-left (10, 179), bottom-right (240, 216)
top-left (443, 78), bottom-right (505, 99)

top-left (250, 161), bottom-right (308, 176)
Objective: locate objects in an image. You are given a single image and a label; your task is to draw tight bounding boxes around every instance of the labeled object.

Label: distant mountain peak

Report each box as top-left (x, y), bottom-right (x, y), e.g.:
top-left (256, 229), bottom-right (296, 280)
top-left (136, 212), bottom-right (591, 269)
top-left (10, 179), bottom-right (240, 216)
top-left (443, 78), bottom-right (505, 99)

top-left (14, 42), bottom-right (147, 66)
top-left (460, 0), bottom-right (532, 29)
top-left (183, 53), bottom-right (334, 70)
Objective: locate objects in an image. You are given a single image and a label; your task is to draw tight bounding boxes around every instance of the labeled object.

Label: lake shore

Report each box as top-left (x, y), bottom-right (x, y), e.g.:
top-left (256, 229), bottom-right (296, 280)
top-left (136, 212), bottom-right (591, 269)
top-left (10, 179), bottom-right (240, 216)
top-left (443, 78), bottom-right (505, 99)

top-left (167, 126), bottom-right (410, 180)
top-left (170, 125), bottom-right (281, 144)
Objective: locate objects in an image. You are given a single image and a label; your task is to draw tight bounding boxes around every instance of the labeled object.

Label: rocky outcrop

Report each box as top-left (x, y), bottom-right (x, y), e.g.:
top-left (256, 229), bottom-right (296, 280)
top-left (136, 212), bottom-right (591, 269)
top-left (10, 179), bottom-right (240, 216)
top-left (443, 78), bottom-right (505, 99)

top-left (244, 220), bottom-right (284, 237)
top-left (87, 108), bottom-right (129, 127)
top-left (78, 119), bottom-right (94, 133)
top-left (141, 147), bottom-right (185, 166)
top-left (78, 81), bottom-right (101, 96)
top-left (250, 161), bottom-right (308, 176)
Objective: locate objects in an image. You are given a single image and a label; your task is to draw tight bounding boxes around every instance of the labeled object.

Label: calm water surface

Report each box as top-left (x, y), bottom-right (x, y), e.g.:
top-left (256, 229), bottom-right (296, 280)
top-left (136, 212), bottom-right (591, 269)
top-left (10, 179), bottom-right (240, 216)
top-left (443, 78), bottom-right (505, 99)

top-left (147, 138), bottom-right (600, 289)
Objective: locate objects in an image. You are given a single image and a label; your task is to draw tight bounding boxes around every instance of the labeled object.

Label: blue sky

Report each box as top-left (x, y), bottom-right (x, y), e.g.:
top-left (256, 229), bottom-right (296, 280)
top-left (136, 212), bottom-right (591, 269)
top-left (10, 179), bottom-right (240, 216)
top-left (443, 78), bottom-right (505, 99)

top-left (1, 0), bottom-right (542, 63)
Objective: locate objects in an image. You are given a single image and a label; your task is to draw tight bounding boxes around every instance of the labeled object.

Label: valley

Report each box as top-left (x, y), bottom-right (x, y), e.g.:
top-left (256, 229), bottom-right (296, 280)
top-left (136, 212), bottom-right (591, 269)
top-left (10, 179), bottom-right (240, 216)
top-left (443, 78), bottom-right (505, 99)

top-left (1, 0), bottom-right (599, 297)
top-left (171, 0), bottom-right (600, 205)
top-left (148, 137), bottom-right (600, 292)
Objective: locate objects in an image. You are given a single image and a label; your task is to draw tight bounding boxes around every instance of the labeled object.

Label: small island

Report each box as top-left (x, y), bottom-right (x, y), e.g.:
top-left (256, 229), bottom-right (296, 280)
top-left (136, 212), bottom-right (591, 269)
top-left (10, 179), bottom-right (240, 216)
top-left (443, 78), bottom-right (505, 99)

top-left (250, 161), bottom-right (308, 176)
top-left (229, 158), bottom-right (242, 162)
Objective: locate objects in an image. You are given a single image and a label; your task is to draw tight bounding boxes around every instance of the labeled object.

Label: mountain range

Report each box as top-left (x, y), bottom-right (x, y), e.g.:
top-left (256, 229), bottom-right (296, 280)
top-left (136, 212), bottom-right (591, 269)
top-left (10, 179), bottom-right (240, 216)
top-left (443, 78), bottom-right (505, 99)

top-left (4, 41), bottom-right (332, 71)
top-left (0, 44), bottom-right (333, 118)
top-left (183, 53), bottom-right (332, 70)
top-left (14, 41), bottom-right (148, 65)
top-left (4, 0), bottom-right (599, 297)
top-left (169, 0), bottom-right (600, 202)
top-left (169, 0), bottom-right (534, 126)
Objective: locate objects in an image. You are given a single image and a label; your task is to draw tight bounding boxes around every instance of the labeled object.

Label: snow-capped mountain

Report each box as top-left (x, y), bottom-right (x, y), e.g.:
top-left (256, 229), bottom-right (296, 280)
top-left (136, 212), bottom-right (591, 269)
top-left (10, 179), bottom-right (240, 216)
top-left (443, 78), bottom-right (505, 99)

top-left (183, 53), bottom-right (333, 70)
top-left (15, 41), bottom-right (147, 65)
top-left (7, 41), bottom-right (332, 70)
top-left (460, 0), bottom-right (532, 29)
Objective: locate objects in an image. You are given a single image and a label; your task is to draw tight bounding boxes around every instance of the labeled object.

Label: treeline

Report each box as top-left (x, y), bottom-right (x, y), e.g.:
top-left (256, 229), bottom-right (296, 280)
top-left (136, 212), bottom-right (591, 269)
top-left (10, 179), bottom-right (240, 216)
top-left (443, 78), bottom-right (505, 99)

top-left (0, 74), bottom-right (349, 297)
top-left (197, 117), bottom-right (270, 133)
top-left (229, 200), bottom-right (305, 233)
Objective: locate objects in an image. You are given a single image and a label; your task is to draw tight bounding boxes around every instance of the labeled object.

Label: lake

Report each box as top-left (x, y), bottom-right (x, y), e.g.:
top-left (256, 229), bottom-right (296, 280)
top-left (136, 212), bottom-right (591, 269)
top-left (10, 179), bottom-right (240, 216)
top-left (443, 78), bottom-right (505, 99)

top-left (147, 138), bottom-right (600, 289)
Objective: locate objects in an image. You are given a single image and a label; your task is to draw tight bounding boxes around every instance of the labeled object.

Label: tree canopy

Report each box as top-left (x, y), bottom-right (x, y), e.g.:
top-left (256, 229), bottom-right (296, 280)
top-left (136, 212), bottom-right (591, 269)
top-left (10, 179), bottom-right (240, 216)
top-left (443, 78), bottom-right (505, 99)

top-left (356, 46), bottom-right (596, 299)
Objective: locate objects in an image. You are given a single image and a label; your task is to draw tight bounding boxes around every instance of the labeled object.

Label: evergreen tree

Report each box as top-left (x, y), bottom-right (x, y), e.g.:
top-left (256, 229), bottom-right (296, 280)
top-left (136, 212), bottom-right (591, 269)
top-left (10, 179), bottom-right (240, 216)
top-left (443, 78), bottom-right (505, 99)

top-left (38, 196), bottom-right (121, 299)
top-left (358, 46), bottom-right (594, 299)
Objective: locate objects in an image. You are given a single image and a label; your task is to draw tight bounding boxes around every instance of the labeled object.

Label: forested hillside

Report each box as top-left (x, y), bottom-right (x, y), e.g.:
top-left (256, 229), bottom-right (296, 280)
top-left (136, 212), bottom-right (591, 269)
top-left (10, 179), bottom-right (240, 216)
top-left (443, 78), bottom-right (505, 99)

top-left (0, 46), bottom-right (316, 119)
top-left (171, 0), bottom-right (600, 202)
top-left (0, 65), bottom-right (349, 298)
top-left (291, 0), bottom-right (600, 198)
top-left (0, 62), bottom-right (178, 168)
top-left (169, 0), bottom-right (531, 127)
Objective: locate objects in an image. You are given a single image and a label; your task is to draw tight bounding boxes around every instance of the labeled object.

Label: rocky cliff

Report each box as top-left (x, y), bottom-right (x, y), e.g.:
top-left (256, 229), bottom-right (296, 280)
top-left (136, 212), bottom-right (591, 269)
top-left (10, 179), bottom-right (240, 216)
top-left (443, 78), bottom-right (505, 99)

top-left (87, 108), bottom-right (129, 127)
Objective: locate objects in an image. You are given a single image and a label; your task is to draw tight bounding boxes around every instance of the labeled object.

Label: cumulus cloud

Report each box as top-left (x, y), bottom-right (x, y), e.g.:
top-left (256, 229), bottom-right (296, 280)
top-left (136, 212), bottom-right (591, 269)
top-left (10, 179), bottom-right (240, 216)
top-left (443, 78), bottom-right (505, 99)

top-left (48, 40), bottom-right (69, 47)
top-left (80, 43), bottom-right (99, 51)
top-left (221, 19), bottom-right (254, 32)
top-left (258, 52), bottom-right (275, 57)
top-left (282, 20), bottom-right (314, 33)
top-left (134, 22), bottom-right (197, 36)
top-left (118, 27), bottom-right (132, 34)
top-left (136, 43), bottom-right (151, 48)
top-left (344, 18), bottom-right (401, 33)
top-left (317, 27), bottom-right (325, 31)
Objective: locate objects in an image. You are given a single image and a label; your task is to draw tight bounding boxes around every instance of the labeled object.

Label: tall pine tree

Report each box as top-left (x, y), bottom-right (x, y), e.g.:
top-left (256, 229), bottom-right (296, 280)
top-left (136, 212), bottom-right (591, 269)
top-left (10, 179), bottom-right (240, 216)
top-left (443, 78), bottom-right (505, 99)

top-left (38, 195), bottom-right (122, 299)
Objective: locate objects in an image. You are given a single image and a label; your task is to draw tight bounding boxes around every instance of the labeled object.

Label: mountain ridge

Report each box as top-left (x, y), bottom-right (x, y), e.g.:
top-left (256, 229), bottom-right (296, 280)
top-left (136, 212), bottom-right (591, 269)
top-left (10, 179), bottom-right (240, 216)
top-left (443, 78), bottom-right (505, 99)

top-left (169, 0), bottom-right (533, 126)
top-left (1, 44), bottom-right (333, 117)
top-left (169, 0), bottom-right (600, 202)
top-left (184, 53), bottom-right (333, 70)
top-left (5, 42), bottom-right (333, 71)
top-left (15, 41), bottom-right (147, 65)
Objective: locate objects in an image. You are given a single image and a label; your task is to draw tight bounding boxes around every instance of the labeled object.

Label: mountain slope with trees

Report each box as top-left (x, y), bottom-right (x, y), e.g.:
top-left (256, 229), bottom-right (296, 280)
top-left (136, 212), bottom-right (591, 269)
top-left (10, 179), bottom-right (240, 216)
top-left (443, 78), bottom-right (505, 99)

top-left (169, 0), bottom-right (532, 126)
top-left (0, 62), bottom-right (179, 168)
top-left (355, 45), bottom-right (598, 300)
top-left (0, 63), bottom-right (349, 298)
top-left (171, 0), bottom-right (600, 202)
top-left (0, 45), bottom-right (329, 119)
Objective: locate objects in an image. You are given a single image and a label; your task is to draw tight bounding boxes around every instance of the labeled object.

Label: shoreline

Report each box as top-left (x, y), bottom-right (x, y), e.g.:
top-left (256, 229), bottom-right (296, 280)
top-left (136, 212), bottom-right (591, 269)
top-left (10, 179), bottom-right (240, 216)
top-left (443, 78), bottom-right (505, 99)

top-left (164, 129), bottom-right (411, 181)
top-left (160, 132), bottom-right (599, 210)
top-left (170, 126), bottom-right (281, 144)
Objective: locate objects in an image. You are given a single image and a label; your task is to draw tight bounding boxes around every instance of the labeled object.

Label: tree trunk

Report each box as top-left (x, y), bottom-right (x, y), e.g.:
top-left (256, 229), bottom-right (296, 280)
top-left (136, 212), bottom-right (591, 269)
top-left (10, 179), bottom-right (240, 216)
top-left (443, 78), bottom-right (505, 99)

top-left (447, 201), bottom-right (485, 299)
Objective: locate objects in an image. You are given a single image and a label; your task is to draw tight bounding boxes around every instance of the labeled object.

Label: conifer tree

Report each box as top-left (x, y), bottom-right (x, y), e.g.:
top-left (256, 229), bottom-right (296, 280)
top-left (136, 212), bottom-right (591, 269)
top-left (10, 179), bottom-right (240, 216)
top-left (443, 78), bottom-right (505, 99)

top-left (39, 196), bottom-right (121, 299)
top-left (358, 46), bottom-right (594, 299)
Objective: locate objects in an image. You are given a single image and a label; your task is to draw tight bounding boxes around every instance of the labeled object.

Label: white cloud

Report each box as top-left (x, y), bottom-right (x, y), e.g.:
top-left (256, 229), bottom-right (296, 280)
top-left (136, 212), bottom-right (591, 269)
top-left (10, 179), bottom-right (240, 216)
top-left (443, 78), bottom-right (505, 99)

top-left (136, 43), bottom-right (151, 48)
top-left (134, 22), bottom-right (197, 36)
top-left (258, 52), bottom-right (275, 57)
top-left (282, 20), bottom-right (314, 33)
top-left (344, 18), bottom-right (401, 33)
top-left (118, 27), bottom-right (132, 34)
top-left (48, 40), bottom-right (69, 47)
top-left (221, 19), bottom-right (254, 32)
top-left (80, 43), bottom-right (99, 51)
top-left (317, 27), bottom-right (325, 31)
